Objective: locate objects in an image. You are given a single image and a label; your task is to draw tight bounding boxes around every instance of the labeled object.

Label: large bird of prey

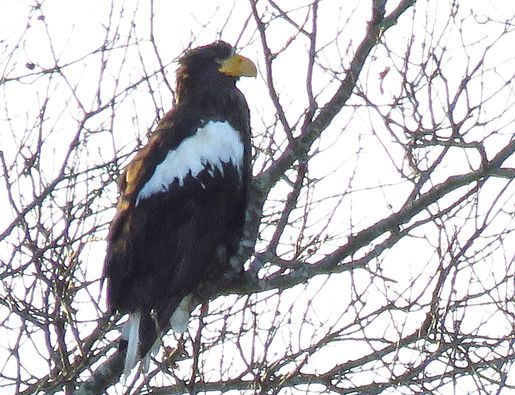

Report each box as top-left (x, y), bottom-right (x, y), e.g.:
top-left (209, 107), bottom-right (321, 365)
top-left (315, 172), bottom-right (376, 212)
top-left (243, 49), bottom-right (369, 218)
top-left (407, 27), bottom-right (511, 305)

top-left (103, 41), bottom-right (256, 372)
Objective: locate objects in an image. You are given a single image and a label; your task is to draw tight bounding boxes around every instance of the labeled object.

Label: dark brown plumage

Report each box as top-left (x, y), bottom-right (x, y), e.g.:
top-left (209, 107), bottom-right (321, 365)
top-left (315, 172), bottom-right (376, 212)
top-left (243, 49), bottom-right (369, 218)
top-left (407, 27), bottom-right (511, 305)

top-left (103, 41), bottom-right (256, 372)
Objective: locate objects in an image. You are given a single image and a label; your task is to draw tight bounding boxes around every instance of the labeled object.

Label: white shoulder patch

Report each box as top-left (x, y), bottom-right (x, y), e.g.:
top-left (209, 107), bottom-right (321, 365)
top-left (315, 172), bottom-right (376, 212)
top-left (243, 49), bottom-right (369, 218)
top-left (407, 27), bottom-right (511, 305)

top-left (136, 121), bottom-right (244, 204)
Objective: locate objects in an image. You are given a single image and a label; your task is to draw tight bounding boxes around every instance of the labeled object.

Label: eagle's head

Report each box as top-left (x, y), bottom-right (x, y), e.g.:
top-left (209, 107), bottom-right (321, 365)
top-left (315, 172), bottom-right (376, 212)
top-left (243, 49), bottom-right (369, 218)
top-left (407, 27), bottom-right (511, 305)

top-left (176, 41), bottom-right (257, 103)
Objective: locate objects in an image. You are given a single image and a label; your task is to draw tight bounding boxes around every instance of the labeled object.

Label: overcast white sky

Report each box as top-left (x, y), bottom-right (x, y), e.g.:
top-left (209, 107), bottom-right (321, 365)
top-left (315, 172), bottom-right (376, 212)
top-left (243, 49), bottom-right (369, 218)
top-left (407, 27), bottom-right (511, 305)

top-left (0, 0), bottom-right (514, 393)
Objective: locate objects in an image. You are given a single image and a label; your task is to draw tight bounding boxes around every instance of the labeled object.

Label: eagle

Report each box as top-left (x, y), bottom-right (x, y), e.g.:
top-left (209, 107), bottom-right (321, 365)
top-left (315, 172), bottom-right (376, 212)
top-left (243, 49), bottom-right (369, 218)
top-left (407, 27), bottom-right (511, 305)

top-left (103, 41), bottom-right (256, 373)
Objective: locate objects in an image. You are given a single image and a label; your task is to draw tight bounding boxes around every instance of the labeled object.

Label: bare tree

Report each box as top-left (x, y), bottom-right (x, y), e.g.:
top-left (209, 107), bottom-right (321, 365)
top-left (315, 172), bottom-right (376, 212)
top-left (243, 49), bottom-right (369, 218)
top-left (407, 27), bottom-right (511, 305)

top-left (1, 0), bottom-right (514, 394)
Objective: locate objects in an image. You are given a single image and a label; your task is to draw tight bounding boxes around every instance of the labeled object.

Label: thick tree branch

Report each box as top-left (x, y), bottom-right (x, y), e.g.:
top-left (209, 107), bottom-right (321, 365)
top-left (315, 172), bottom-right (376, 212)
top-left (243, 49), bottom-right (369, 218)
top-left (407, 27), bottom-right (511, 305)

top-left (228, 138), bottom-right (514, 293)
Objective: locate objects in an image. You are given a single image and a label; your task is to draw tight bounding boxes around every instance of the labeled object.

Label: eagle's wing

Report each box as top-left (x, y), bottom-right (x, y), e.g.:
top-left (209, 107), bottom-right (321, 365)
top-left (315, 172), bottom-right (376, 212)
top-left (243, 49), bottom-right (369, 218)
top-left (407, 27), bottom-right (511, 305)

top-left (104, 116), bottom-right (247, 357)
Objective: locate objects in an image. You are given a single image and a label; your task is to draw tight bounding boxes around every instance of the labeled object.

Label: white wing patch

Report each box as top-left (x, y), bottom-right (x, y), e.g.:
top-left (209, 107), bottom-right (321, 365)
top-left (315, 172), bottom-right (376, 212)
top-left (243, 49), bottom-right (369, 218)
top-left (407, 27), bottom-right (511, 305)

top-left (136, 121), bottom-right (244, 205)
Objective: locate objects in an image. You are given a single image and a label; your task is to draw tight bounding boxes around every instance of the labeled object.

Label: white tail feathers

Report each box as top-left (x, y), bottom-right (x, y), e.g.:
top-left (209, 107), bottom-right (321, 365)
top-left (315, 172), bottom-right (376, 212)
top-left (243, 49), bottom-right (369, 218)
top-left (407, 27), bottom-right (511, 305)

top-left (170, 294), bottom-right (194, 333)
top-left (121, 296), bottom-right (194, 376)
top-left (123, 310), bottom-right (141, 376)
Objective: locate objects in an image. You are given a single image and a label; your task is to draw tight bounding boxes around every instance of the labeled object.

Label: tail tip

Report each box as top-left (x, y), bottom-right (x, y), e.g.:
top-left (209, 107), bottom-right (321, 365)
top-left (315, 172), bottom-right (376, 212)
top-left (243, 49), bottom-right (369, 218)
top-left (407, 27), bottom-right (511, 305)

top-left (122, 310), bottom-right (141, 376)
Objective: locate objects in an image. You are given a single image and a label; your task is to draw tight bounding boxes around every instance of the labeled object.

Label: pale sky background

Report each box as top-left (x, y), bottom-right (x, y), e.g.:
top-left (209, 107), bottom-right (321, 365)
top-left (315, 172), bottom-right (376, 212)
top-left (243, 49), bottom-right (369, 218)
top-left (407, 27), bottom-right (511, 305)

top-left (0, 0), bottom-right (514, 393)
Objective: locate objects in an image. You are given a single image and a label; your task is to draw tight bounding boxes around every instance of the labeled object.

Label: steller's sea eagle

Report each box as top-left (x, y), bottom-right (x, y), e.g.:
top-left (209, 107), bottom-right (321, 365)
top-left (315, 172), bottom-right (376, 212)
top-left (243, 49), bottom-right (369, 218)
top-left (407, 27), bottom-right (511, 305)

top-left (103, 41), bottom-right (256, 373)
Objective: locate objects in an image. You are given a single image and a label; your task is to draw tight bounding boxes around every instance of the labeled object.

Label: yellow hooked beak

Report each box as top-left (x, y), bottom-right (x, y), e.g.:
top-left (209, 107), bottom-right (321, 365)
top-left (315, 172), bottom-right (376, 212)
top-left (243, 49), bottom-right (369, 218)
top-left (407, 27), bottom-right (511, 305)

top-left (219, 54), bottom-right (257, 78)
